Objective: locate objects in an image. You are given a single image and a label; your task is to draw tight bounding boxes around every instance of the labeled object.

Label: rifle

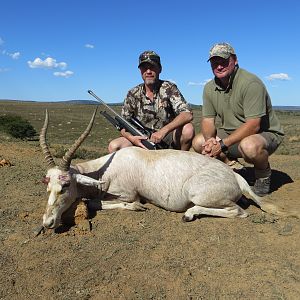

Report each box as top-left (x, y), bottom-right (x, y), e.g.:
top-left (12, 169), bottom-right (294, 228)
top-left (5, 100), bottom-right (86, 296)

top-left (87, 90), bottom-right (168, 150)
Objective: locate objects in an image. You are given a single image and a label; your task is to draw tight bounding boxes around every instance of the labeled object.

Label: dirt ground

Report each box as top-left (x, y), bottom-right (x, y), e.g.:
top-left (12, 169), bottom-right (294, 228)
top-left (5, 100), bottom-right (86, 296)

top-left (0, 141), bottom-right (300, 300)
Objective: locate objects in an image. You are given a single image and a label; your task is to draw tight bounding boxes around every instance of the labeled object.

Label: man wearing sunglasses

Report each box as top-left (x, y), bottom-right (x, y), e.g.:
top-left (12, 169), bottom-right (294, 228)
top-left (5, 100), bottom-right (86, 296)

top-left (108, 50), bottom-right (194, 153)
top-left (192, 42), bottom-right (284, 196)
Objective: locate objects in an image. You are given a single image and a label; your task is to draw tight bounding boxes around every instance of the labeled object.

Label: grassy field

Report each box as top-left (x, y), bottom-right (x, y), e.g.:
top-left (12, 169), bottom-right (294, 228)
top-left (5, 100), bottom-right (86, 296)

top-left (1, 100), bottom-right (300, 299)
top-left (0, 100), bottom-right (299, 156)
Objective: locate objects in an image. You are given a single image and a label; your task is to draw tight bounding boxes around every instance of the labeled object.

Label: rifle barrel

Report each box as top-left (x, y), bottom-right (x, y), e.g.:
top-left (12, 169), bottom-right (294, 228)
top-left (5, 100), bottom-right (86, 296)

top-left (88, 90), bottom-right (159, 150)
top-left (88, 90), bottom-right (145, 137)
top-left (88, 90), bottom-right (119, 117)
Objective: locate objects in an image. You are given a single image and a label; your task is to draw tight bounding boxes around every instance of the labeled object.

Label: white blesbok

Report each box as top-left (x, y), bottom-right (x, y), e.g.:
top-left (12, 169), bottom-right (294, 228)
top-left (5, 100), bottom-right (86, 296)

top-left (40, 110), bottom-right (297, 229)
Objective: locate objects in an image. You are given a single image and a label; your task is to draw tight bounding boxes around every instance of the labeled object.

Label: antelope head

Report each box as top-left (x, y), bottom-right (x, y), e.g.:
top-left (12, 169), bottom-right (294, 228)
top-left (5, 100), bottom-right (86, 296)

top-left (40, 108), bottom-right (98, 229)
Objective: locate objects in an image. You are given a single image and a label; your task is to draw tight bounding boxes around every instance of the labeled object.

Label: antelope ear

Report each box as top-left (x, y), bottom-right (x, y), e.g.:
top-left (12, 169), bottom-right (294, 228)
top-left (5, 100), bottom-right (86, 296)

top-left (42, 176), bottom-right (50, 184)
top-left (73, 174), bottom-right (105, 189)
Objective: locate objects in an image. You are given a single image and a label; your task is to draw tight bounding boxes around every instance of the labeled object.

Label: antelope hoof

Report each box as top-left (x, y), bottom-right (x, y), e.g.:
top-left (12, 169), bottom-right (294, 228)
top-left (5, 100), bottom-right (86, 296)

top-left (182, 214), bottom-right (195, 222)
top-left (132, 202), bottom-right (147, 211)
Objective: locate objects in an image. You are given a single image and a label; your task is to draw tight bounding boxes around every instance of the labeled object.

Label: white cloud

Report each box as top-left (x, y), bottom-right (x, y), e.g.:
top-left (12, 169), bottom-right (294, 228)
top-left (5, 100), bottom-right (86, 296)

top-left (0, 38), bottom-right (20, 60)
top-left (1, 49), bottom-right (21, 59)
top-left (27, 57), bottom-right (67, 70)
top-left (0, 67), bottom-right (9, 72)
top-left (266, 73), bottom-right (291, 81)
top-left (53, 70), bottom-right (74, 78)
top-left (85, 43), bottom-right (94, 49)
top-left (9, 52), bottom-right (20, 59)
top-left (188, 79), bottom-right (211, 86)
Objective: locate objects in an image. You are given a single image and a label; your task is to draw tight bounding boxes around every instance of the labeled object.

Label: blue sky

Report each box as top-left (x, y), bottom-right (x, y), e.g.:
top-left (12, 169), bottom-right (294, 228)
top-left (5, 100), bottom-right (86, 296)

top-left (0, 0), bottom-right (299, 106)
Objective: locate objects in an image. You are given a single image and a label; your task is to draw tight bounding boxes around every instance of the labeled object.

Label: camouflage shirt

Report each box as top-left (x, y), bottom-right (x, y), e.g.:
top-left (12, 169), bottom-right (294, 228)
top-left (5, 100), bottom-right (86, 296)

top-left (121, 80), bottom-right (191, 131)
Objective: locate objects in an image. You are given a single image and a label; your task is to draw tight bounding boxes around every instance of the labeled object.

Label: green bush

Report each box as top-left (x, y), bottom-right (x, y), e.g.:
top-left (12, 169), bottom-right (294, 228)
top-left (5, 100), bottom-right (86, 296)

top-left (53, 146), bottom-right (100, 160)
top-left (0, 114), bottom-right (37, 139)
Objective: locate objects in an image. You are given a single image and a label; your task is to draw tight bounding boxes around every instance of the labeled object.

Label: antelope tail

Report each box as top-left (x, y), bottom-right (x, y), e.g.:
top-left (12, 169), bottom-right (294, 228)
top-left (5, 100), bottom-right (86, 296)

top-left (234, 172), bottom-right (300, 218)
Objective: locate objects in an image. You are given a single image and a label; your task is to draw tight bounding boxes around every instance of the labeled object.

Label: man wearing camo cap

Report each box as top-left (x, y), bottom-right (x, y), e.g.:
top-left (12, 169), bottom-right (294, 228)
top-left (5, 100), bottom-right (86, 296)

top-left (108, 50), bottom-right (194, 152)
top-left (192, 42), bottom-right (284, 196)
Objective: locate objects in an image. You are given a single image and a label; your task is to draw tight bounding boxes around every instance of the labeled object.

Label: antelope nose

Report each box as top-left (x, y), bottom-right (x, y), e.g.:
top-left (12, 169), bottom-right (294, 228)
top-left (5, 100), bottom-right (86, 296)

top-left (43, 217), bottom-right (55, 229)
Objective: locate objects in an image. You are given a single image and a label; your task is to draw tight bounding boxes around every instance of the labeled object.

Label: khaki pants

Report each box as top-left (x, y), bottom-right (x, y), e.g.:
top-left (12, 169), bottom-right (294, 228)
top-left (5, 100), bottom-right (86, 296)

top-left (217, 129), bottom-right (284, 159)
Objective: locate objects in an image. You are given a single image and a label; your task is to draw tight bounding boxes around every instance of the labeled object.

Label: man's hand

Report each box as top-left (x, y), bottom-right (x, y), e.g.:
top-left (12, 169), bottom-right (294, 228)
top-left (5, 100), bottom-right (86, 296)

top-left (130, 135), bottom-right (149, 149)
top-left (150, 128), bottom-right (168, 144)
top-left (121, 128), bottom-right (149, 149)
top-left (202, 137), bottom-right (217, 156)
top-left (210, 140), bottom-right (222, 157)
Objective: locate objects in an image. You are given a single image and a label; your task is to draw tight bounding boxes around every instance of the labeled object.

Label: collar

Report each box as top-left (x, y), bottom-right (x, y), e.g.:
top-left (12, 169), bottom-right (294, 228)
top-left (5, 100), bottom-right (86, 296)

top-left (142, 79), bottom-right (162, 95)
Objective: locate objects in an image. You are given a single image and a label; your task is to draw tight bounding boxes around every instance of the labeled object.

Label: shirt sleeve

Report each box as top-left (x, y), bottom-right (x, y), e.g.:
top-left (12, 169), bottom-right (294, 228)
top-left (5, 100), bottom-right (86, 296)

top-left (243, 81), bottom-right (267, 119)
top-left (121, 91), bottom-right (135, 120)
top-left (168, 84), bottom-right (191, 114)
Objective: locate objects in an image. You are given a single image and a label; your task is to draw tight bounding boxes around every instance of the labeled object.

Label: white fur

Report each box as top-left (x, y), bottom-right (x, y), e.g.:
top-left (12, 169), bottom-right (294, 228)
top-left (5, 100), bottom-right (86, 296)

top-left (42, 147), bottom-right (271, 229)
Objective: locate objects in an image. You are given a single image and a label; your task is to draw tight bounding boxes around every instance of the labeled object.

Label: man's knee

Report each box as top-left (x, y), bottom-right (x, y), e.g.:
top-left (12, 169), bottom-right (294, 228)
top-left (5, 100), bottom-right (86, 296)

top-left (181, 123), bottom-right (195, 142)
top-left (239, 135), bottom-right (266, 159)
top-left (192, 133), bottom-right (205, 153)
top-left (172, 123), bottom-right (194, 151)
top-left (108, 139), bottom-right (120, 153)
top-left (108, 137), bottom-right (132, 153)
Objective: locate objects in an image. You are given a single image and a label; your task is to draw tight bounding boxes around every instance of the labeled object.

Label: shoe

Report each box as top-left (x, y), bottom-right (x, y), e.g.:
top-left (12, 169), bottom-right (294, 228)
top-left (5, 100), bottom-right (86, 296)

top-left (252, 176), bottom-right (271, 196)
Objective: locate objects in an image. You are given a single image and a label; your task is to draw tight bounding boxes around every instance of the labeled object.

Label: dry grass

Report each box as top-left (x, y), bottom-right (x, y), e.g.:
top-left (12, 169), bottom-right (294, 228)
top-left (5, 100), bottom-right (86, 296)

top-left (0, 100), bottom-right (299, 155)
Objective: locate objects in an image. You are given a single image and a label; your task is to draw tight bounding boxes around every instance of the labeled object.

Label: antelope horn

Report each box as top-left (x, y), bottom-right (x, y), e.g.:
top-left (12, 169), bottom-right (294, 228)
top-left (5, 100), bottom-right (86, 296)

top-left (39, 109), bottom-right (56, 168)
top-left (59, 107), bottom-right (98, 171)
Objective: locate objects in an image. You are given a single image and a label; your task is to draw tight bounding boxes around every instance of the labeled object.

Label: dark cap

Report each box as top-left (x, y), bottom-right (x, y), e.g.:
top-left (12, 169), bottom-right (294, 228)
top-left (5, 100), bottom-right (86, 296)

top-left (138, 50), bottom-right (161, 68)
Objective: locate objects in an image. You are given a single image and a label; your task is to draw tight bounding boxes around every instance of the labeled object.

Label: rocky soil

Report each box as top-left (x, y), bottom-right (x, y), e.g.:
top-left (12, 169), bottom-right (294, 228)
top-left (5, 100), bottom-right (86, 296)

top-left (0, 142), bottom-right (300, 300)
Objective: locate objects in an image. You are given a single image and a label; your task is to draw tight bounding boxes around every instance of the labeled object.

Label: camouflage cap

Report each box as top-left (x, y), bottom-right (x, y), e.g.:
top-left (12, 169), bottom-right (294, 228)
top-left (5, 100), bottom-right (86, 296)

top-left (138, 50), bottom-right (161, 68)
top-left (207, 42), bottom-right (236, 61)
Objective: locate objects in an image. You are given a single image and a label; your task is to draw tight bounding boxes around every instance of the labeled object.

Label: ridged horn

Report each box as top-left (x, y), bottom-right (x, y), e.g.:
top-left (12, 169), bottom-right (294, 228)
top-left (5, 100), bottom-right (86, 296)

top-left (39, 109), bottom-right (56, 168)
top-left (59, 107), bottom-right (98, 171)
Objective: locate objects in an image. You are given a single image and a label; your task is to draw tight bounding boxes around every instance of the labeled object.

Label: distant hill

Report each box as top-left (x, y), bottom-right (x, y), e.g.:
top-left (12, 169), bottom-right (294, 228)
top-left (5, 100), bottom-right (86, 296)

top-left (0, 99), bottom-right (299, 111)
top-left (0, 99), bottom-right (201, 108)
top-left (61, 99), bottom-right (100, 105)
top-left (274, 106), bottom-right (300, 111)
top-left (0, 99), bottom-right (122, 106)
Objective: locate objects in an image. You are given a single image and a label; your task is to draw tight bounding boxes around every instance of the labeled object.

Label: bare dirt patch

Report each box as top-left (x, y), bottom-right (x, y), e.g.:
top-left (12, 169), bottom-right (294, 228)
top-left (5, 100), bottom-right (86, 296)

top-left (0, 141), bottom-right (300, 300)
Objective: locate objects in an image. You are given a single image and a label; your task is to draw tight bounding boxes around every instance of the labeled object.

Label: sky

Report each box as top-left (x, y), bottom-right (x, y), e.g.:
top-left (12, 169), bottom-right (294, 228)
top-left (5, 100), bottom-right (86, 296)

top-left (0, 0), bottom-right (299, 106)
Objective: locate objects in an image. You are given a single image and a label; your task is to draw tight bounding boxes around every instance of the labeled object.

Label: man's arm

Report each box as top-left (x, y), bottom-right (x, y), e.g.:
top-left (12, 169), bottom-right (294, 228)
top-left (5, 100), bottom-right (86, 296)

top-left (150, 111), bottom-right (193, 143)
top-left (220, 81), bottom-right (265, 147)
top-left (210, 118), bottom-right (261, 157)
top-left (201, 117), bottom-right (217, 140)
top-left (119, 90), bottom-right (150, 149)
top-left (120, 128), bottom-right (148, 149)
top-left (150, 82), bottom-right (193, 143)
top-left (223, 118), bottom-right (261, 146)
top-left (200, 117), bottom-right (218, 155)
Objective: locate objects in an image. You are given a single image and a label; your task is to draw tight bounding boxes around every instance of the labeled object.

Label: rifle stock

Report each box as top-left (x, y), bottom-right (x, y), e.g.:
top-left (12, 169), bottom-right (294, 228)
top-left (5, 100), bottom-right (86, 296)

top-left (114, 116), bottom-right (157, 150)
top-left (100, 111), bottom-right (121, 130)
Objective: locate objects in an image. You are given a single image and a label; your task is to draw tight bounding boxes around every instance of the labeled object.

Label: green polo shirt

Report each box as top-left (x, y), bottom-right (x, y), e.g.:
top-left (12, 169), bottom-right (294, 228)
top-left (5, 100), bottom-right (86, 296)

top-left (203, 68), bottom-right (284, 139)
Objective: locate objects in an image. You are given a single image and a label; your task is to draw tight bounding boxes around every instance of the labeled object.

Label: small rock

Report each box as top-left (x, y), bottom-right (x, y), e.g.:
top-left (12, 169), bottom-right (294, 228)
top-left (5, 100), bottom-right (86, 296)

top-left (278, 223), bottom-right (293, 236)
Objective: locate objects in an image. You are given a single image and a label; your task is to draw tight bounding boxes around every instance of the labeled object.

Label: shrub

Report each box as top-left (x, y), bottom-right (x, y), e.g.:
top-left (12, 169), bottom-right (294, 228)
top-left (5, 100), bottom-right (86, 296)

top-left (52, 146), bottom-right (100, 160)
top-left (0, 114), bottom-right (37, 139)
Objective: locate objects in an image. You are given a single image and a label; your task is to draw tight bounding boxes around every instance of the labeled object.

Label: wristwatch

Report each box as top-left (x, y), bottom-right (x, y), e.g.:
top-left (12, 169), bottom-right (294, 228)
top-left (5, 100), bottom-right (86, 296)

top-left (219, 139), bottom-right (228, 153)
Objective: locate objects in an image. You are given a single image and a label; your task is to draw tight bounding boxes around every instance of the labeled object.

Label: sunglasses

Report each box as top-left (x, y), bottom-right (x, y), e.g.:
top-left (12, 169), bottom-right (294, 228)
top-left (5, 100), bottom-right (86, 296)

top-left (139, 54), bottom-right (160, 63)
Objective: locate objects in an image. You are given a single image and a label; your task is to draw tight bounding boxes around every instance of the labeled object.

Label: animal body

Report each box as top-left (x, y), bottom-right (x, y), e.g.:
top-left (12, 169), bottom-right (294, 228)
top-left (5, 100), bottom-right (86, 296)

top-left (40, 109), bottom-right (293, 230)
